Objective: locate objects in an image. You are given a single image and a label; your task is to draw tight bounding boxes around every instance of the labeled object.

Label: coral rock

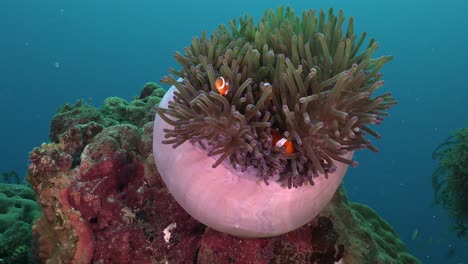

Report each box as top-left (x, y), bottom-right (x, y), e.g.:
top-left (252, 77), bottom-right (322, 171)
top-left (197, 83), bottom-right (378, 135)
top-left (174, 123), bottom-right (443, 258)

top-left (198, 216), bottom-right (343, 264)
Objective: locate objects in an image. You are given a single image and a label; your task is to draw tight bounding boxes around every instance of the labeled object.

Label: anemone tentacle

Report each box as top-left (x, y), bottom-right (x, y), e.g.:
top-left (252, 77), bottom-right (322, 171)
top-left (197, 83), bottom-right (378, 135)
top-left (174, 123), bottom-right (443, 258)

top-left (156, 6), bottom-right (395, 187)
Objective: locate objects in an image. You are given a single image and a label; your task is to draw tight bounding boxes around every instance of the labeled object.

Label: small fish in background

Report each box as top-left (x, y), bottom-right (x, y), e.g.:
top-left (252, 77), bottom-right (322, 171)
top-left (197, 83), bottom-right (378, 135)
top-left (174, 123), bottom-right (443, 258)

top-left (426, 235), bottom-right (433, 245)
top-left (446, 244), bottom-right (456, 258)
top-left (419, 235), bottom-right (434, 251)
top-left (411, 228), bottom-right (419, 241)
top-left (411, 227), bottom-right (463, 261)
top-left (415, 233), bottom-right (434, 251)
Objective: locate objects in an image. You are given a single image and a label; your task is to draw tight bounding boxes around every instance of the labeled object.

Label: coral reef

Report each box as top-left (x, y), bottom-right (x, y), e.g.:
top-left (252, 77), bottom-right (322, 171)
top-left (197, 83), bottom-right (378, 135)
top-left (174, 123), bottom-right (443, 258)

top-left (322, 188), bottom-right (421, 263)
top-left (156, 7), bottom-right (396, 188)
top-left (50, 82), bottom-right (164, 143)
top-left (49, 82), bottom-right (164, 167)
top-left (27, 82), bottom-right (418, 263)
top-left (0, 183), bottom-right (42, 263)
top-left (432, 127), bottom-right (468, 240)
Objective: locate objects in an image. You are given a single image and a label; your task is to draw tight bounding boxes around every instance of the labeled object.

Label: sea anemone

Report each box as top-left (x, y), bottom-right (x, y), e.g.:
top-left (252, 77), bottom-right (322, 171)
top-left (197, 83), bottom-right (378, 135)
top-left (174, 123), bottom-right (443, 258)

top-left (156, 7), bottom-right (394, 188)
top-left (153, 7), bottom-right (395, 237)
top-left (432, 127), bottom-right (468, 240)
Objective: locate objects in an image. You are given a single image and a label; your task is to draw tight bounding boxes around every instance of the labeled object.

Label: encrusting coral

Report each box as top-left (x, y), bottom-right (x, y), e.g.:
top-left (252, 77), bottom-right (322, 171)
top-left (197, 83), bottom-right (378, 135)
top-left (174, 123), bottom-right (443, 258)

top-left (156, 7), bottom-right (396, 188)
top-left (0, 183), bottom-right (41, 263)
top-left (432, 127), bottom-right (468, 240)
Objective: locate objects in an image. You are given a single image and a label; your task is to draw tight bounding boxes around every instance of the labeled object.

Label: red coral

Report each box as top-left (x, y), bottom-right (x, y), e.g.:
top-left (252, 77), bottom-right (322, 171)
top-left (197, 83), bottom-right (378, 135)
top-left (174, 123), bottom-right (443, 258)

top-left (60, 188), bottom-right (94, 264)
top-left (63, 130), bottom-right (204, 264)
top-left (197, 216), bottom-right (343, 264)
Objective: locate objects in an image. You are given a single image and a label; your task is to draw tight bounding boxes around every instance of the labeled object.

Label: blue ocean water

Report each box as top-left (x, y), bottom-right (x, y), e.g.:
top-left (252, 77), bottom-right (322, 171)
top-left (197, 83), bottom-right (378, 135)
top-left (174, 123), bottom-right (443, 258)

top-left (0, 0), bottom-right (466, 262)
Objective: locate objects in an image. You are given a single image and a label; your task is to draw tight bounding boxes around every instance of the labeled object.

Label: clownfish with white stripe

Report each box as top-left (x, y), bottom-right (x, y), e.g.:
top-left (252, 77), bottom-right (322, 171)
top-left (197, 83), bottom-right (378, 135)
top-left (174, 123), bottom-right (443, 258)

top-left (215, 77), bottom-right (230, 96)
top-left (271, 129), bottom-right (294, 154)
top-left (253, 81), bottom-right (273, 98)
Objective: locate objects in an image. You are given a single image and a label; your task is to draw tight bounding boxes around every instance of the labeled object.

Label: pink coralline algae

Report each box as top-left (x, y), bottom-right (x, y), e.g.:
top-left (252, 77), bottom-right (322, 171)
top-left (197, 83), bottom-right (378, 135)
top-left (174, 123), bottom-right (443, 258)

top-left (27, 83), bottom-right (420, 264)
top-left (197, 216), bottom-right (344, 263)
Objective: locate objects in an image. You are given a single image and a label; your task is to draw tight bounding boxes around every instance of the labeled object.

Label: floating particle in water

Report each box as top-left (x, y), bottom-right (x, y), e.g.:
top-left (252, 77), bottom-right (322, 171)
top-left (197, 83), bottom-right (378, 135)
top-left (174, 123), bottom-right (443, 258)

top-left (60, 9), bottom-right (64, 16)
top-left (53, 61), bottom-right (60, 68)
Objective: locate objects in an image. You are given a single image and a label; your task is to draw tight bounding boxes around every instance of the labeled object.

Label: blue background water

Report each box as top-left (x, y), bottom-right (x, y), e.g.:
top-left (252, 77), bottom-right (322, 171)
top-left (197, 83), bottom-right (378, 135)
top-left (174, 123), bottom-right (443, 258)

top-left (1, 0), bottom-right (467, 262)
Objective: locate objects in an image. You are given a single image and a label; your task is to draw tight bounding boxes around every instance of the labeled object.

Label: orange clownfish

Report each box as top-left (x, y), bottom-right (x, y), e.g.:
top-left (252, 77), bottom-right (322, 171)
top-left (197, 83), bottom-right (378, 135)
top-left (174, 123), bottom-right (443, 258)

top-left (253, 82), bottom-right (273, 98)
top-left (271, 129), bottom-right (295, 154)
top-left (261, 82), bottom-right (273, 92)
top-left (215, 77), bottom-right (230, 96)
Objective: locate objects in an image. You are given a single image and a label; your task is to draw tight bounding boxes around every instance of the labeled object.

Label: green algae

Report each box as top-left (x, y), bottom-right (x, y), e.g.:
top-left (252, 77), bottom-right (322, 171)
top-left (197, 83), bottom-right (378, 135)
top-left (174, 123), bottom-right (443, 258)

top-left (432, 127), bottom-right (468, 240)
